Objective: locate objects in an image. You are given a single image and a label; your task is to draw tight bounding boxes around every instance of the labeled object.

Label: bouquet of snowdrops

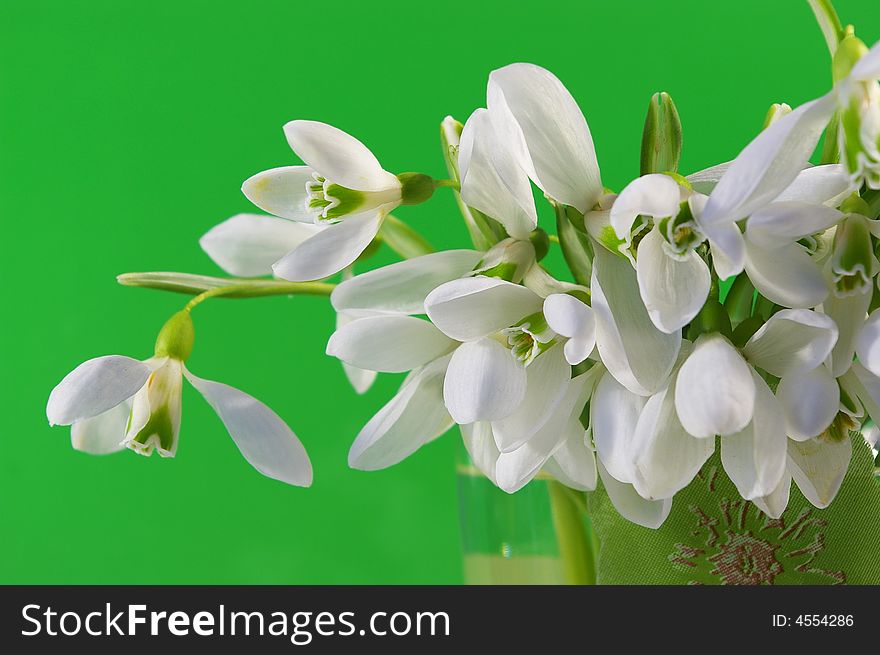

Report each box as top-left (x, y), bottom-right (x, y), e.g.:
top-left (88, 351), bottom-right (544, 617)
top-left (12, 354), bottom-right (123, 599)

top-left (47, 0), bottom-right (880, 545)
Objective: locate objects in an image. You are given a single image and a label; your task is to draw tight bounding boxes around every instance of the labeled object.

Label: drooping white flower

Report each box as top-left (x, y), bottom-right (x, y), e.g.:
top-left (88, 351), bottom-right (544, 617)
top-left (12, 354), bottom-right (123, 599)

top-left (609, 173), bottom-right (711, 332)
top-left (591, 342), bottom-right (713, 507)
top-left (424, 276), bottom-right (551, 426)
top-left (740, 201), bottom-right (844, 308)
top-left (242, 120), bottom-right (419, 281)
top-left (486, 63), bottom-right (604, 214)
top-left (673, 310), bottom-right (839, 500)
top-left (459, 108), bottom-right (537, 240)
top-left (46, 313), bottom-right (312, 486)
top-left (326, 246), bottom-right (545, 471)
top-left (462, 365), bottom-right (602, 494)
top-left (753, 434), bottom-right (854, 518)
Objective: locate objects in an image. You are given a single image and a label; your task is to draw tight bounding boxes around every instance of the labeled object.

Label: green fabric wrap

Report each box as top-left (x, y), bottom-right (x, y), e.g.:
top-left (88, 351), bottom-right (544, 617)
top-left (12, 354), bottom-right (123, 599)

top-left (588, 435), bottom-right (880, 584)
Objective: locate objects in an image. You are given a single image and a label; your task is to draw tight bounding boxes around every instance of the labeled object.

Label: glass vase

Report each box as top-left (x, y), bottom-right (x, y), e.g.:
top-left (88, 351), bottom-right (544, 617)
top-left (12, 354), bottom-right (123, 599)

top-left (455, 441), bottom-right (597, 585)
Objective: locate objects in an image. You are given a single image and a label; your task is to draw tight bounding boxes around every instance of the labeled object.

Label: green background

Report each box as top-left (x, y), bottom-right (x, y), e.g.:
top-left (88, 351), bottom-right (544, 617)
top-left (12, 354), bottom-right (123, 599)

top-left (1, 0), bottom-right (876, 583)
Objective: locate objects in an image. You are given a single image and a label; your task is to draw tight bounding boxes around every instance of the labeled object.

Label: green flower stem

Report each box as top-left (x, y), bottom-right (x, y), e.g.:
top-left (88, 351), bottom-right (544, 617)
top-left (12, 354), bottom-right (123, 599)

top-left (548, 481), bottom-right (596, 585)
top-left (433, 178), bottom-right (460, 190)
top-left (118, 272), bottom-right (335, 302)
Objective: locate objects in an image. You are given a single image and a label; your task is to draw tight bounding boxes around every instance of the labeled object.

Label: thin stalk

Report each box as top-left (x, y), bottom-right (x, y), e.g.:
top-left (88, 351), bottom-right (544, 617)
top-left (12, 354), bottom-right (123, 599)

top-left (548, 481), bottom-right (596, 585)
top-left (433, 178), bottom-right (460, 190)
top-left (118, 272), bottom-right (334, 299)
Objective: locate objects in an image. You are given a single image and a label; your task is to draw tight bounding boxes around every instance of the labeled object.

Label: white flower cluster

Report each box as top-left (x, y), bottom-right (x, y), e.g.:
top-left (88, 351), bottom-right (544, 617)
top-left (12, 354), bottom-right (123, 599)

top-left (47, 23), bottom-right (880, 529)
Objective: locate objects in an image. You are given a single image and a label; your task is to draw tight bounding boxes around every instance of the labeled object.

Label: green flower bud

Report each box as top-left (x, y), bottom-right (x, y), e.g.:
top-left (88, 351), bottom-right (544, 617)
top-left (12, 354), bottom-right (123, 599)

top-left (763, 103), bottom-right (792, 129)
top-left (640, 91), bottom-right (682, 176)
top-left (397, 172), bottom-right (435, 205)
top-left (154, 311), bottom-right (195, 361)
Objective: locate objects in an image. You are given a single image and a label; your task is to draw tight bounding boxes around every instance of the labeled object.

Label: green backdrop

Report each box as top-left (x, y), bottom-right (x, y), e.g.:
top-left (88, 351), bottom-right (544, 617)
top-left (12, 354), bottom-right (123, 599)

top-left (1, 0), bottom-right (876, 584)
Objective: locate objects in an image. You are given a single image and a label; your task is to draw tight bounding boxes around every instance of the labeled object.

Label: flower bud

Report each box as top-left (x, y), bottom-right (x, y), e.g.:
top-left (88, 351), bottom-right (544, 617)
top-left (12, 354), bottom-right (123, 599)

top-left (640, 92), bottom-right (682, 176)
top-left (763, 102), bottom-right (792, 129)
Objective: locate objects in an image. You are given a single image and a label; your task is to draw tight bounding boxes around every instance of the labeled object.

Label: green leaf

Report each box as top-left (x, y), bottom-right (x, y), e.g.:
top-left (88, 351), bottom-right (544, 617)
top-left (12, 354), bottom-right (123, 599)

top-left (587, 435), bottom-right (880, 584)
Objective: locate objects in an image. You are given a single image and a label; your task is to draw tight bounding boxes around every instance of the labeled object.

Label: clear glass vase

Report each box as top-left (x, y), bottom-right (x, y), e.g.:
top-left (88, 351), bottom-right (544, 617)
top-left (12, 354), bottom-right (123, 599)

top-left (456, 441), bottom-right (597, 585)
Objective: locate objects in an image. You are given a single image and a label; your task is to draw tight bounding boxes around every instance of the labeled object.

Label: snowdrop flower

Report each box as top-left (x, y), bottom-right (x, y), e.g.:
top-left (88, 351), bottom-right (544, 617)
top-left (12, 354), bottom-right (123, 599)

top-left (424, 276), bottom-right (554, 425)
top-left (326, 239), bottom-right (546, 470)
top-left (752, 418), bottom-right (857, 519)
top-left (324, 249), bottom-right (482, 469)
top-left (330, 268), bottom-right (577, 468)
top-left (609, 164), bottom-right (848, 317)
top-left (460, 63), bottom-right (604, 239)
top-left (486, 63), bottom-right (604, 214)
top-left (591, 344), bottom-right (701, 527)
top-left (609, 173), bottom-right (711, 332)
top-left (740, 201), bottom-right (844, 308)
top-left (242, 120), bottom-right (434, 281)
top-left (825, 200), bottom-right (880, 298)
top-left (46, 311), bottom-right (312, 486)
top-left (675, 310), bottom-right (839, 500)
top-left (462, 365), bottom-right (602, 494)
top-left (459, 108), bottom-right (537, 240)
top-left (834, 35), bottom-right (880, 189)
